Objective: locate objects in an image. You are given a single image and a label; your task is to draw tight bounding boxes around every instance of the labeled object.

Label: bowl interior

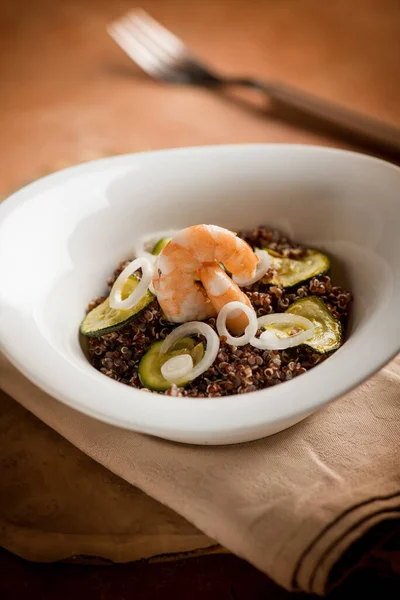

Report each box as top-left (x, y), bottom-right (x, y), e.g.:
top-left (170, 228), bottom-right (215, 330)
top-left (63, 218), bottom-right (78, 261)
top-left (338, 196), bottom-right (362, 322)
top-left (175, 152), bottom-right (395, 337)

top-left (0, 145), bottom-right (399, 444)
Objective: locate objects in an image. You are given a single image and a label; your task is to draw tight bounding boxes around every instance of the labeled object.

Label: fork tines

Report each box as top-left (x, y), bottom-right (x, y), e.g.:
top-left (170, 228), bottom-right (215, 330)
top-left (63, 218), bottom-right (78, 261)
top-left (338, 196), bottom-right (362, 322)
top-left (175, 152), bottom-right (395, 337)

top-left (108, 9), bottom-right (188, 79)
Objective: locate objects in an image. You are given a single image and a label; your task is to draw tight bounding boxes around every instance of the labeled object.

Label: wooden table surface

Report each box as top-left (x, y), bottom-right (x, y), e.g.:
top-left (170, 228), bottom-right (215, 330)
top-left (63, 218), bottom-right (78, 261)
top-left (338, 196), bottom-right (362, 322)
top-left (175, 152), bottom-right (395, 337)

top-left (1, 0), bottom-right (399, 198)
top-left (0, 0), bottom-right (399, 598)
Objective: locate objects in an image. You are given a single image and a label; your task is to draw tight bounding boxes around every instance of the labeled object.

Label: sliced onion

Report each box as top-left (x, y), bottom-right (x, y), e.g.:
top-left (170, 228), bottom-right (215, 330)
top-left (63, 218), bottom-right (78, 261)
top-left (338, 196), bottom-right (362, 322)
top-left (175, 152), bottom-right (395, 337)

top-left (160, 322), bottom-right (220, 384)
top-left (161, 354), bottom-right (194, 383)
top-left (233, 249), bottom-right (271, 287)
top-left (148, 280), bottom-right (157, 295)
top-left (250, 313), bottom-right (314, 350)
top-left (216, 301), bottom-right (258, 347)
top-left (132, 229), bottom-right (180, 261)
top-left (109, 257), bottom-right (153, 310)
top-left (148, 256), bottom-right (160, 296)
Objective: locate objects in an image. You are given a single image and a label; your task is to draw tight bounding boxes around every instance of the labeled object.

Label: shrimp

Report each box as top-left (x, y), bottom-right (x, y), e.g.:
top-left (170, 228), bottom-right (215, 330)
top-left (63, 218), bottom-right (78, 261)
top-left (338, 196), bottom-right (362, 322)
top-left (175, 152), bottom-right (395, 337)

top-left (152, 225), bottom-right (258, 333)
top-left (199, 263), bottom-right (252, 334)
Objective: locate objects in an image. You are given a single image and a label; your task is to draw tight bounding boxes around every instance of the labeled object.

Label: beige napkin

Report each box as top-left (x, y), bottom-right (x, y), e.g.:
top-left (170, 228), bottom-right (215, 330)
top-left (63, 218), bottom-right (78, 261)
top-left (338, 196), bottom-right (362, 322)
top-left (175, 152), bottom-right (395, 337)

top-left (1, 352), bottom-right (399, 595)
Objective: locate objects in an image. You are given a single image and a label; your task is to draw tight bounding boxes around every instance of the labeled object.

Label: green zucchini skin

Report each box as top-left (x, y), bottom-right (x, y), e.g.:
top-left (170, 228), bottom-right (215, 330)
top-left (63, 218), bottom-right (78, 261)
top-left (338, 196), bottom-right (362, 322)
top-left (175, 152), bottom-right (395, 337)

top-left (152, 237), bottom-right (172, 255)
top-left (80, 276), bottom-right (154, 337)
top-left (139, 340), bottom-right (171, 392)
top-left (139, 337), bottom-right (204, 391)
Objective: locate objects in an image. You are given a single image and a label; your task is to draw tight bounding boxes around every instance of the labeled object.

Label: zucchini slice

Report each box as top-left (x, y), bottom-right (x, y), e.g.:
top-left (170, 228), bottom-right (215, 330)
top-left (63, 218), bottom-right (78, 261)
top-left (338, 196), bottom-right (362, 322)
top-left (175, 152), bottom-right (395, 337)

top-left (152, 237), bottom-right (172, 255)
top-left (285, 296), bottom-right (342, 353)
top-left (80, 276), bottom-right (154, 337)
top-left (263, 248), bottom-right (282, 258)
top-left (261, 319), bottom-right (310, 341)
top-left (264, 248), bottom-right (330, 287)
top-left (139, 336), bottom-right (204, 391)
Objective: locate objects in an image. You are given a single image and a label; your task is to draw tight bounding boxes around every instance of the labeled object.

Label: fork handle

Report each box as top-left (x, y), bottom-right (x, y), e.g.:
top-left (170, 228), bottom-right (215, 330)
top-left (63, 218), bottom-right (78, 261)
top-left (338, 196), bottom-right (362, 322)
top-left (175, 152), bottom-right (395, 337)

top-left (226, 78), bottom-right (400, 154)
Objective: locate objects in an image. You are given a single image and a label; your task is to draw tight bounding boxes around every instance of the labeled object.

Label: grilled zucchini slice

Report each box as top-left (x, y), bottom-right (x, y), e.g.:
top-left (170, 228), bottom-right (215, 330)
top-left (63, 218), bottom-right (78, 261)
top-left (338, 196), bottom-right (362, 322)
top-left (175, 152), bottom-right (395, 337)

top-left (139, 336), bottom-right (204, 391)
top-left (264, 248), bottom-right (330, 287)
top-left (285, 296), bottom-right (342, 353)
top-left (80, 276), bottom-right (154, 337)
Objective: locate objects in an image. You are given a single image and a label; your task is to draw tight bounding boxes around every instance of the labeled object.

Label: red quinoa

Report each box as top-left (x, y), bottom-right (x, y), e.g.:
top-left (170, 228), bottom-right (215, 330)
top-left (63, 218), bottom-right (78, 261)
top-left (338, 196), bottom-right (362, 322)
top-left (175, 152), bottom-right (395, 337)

top-left (86, 226), bottom-right (352, 397)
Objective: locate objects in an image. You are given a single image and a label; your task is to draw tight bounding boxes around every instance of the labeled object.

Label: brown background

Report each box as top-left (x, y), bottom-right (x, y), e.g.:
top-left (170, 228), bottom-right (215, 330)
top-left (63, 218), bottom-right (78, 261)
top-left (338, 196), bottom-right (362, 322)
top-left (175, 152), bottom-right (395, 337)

top-left (0, 0), bottom-right (399, 598)
top-left (1, 0), bottom-right (399, 198)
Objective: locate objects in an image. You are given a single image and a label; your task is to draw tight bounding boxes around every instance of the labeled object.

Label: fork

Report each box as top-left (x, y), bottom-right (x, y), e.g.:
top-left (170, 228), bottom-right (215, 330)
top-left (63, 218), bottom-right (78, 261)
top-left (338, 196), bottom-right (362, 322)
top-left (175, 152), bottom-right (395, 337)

top-left (108, 10), bottom-right (400, 155)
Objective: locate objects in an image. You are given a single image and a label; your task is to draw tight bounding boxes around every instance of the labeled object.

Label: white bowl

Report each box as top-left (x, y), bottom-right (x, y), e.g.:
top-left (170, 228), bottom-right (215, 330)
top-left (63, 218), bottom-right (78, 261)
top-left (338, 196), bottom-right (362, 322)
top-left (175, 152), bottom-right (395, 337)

top-left (0, 145), bottom-right (399, 445)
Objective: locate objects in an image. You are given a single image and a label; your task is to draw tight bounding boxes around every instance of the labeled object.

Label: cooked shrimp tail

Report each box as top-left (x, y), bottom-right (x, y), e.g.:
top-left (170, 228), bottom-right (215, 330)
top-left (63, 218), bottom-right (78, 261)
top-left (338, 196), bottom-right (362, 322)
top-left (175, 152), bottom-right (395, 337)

top-left (152, 225), bottom-right (258, 330)
top-left (199, 263), bottom-right (252, 334)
